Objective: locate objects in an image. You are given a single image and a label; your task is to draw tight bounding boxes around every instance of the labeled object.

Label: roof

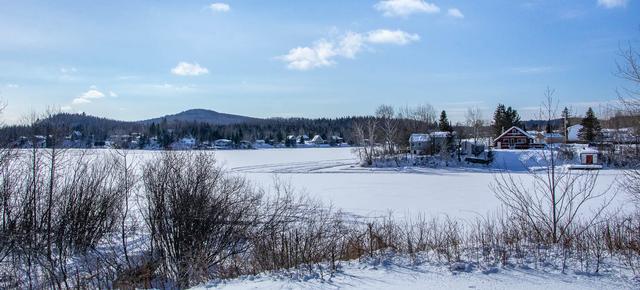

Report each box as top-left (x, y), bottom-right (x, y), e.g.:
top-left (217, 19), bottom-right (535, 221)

top-left (493, 126), bottom-right (534, 142)
top-left (409, 133), bottom-right (430, 142)
top-left (430, 131), bottom-right (453, 138)
top-left (579, 148), bottom-right (599, 154)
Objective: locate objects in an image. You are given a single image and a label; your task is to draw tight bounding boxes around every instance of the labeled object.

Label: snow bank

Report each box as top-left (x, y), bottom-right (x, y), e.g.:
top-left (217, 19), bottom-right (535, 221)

top-left (193, 253), bottom-right (636, 290)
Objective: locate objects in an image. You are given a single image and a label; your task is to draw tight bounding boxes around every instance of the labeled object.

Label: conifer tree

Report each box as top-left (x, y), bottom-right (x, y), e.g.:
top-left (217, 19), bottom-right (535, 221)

top-left (578, 107), bottom-right (601, 142)
top-left (439, 110), bottom-right (452, 132)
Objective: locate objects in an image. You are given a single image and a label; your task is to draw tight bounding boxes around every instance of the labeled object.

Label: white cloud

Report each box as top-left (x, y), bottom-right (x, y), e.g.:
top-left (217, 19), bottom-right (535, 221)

top-left (4, 83), bottom-right (19, 88)
top-left (72, 89), bottom-right (105, 105)
top-left (280, 40), bottom-right (338, 71)
top-left (374, 0), bottom-right (440, 17)
top-left (597, 0), bottom-right (628, 8)
top-left (209, 3), bottom-right (230, 12)
top-left (366, 29), bottom-right (420, 45)
top-left (447, 8), bottom-right (464, 18)
top-left (171, 62), bottom-right (209, 76)
top-left (109, 91), bottom-right (118, 97)
top-left (280, 29), bottom-right (420, 70)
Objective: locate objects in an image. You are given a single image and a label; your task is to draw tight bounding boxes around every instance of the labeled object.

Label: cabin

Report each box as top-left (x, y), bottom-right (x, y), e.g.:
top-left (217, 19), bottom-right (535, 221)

top-left (493, 126), bottom-right (534, 149)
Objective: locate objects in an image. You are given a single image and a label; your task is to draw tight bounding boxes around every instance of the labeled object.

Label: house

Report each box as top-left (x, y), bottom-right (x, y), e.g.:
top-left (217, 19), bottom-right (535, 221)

top-left (602, 128), bottom-right (636, 144)
top-left (493, 126), bottom-right (534, 149)
top-left (171, 136), bottom-right (196, 150)
top-left (239, 140), bottom-right (253, 149)
top-left (544, 132), bottom-right (564, 144)
top-left (430, 131), bottom-right (456, 151)
top-left (409, 134), bottom-right (430, 155)
top-left (310, 135), bottom-right (324, 144)
top-left (567, 124), bottom-right (583, 143)
top-left (214, 139), bottom-right (233, 149)
top-left (330, 136), bottom-right (344, 146)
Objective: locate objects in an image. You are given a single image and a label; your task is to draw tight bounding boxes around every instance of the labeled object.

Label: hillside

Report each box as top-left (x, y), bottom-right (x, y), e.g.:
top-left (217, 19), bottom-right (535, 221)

top-left (139, 109), bottom-right (261, 125)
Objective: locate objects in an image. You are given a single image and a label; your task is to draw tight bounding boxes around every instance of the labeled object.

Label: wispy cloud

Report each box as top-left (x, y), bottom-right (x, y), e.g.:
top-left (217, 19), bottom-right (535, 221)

top-left (597, 0), bottom-right (628, 8)
top-left (447, 8), bottom-right (464, 19)
top-left (209, 3), bottom-right (230, 12)
top-left (512, 66), bottom-right (558, 74)
top-left (374, 0), bottom-right (440, 17)
top-left (72, 88), bottom-right (105, 105)
top-left (171, 62), bottom-right (209, 76)
top-left (279, 29), bottom-right (420, 71)
top-left (366, 29), bottom-right (420, 45)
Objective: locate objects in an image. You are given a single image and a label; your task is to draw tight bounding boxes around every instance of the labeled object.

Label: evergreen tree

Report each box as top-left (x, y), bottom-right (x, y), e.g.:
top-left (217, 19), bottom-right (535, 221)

top-left (438, 110), bottom-right (452, 132)
top-left (578, 107), bottom-right (602, 142)
top-left (493, 104), bottom-right (507, 136)
top-left (493, 104), bottom-right (521, 136)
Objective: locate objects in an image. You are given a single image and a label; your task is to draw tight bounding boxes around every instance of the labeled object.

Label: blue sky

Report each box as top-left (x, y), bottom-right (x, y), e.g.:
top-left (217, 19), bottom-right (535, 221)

top-left (0, 0), bottom-right (638, 123)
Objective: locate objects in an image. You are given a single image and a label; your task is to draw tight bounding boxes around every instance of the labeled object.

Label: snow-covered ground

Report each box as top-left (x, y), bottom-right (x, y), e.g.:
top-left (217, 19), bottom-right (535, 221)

top-left (206, 147), bottom-right (626, 219)
top-left (100, 147), bottom-right (627, 219)
top-left (44, 147), bottom-right (634, 289)
top-left (194, 253), bottom-right (634, 290)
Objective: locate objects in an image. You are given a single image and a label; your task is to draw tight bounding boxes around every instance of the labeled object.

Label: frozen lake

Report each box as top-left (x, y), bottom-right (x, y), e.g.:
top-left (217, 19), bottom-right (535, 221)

top-left (48, 147), bottom-right (626, 219)
top-left (211, 147), bottom-right (624, 219)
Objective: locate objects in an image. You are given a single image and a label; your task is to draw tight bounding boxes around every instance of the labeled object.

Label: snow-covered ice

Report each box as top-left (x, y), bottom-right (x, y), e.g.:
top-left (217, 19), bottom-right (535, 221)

top-left (210, 147), bottom-right (626, 219)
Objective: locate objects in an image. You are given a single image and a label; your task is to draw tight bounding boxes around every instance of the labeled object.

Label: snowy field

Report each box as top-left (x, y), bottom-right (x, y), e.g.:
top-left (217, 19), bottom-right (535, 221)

top-left (46, 147), bottom-right (634, 289)
top-left (212, 147), bottom-right (625, 219)
top-left (96, 147), bottom-right (626, 219)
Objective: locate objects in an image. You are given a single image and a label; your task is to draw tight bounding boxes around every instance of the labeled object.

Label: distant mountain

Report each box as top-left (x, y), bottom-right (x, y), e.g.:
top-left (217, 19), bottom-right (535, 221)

top-left (139, 109), bottom-right (261, 125)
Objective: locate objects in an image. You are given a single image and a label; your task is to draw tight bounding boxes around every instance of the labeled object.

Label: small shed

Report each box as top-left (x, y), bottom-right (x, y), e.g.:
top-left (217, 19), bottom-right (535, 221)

top-left (580, 148), bottom-right (599, 165)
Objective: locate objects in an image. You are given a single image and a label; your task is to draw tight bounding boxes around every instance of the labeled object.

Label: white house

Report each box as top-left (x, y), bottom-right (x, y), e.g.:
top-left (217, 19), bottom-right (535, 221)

top-left (310, 135), bottom-right (324, 144)
top-left (409, 134), bottom-right (430, 155)
top-left (567, 124), bottom-right (584, 143)
top-left (214, 139), bottom-right (233, 149)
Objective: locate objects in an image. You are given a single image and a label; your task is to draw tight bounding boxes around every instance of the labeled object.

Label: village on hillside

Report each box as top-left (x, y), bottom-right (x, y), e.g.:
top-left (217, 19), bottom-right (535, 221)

top-left (4, 102), bottom-right (634, 170)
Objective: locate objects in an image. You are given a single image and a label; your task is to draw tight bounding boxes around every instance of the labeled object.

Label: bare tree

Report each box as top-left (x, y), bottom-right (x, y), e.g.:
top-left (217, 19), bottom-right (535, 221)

top-left (142, 152), bottom-right (262, 288)
top-left (465, 107), bottom-right (484, 144)
top-left (352, 118), bottom-right (378, 166)
top-left (376, 105), bottom-right (398, 157)
top-left (492, 88), bottom-right (615, 243)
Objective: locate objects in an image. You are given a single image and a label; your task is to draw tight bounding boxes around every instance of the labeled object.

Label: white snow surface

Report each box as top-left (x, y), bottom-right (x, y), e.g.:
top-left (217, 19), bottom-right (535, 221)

top-left (209, 147), bottom-right (625, 219)
top-left (98, 147), bottom-right (626, 219)
top-left (42, 148), bottom-right (632, 289)
top-left (193, 254), bottom-right (634, 290)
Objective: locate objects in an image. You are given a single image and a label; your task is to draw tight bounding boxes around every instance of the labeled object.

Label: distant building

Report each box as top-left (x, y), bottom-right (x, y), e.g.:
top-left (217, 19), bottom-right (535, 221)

top-left (567, 124), bottom-right (584, 143)
top-left (580, 148), bottom-right (599, 165)
top-left (409, 134), bottom-right (430, 155)
top-left (310, 135), bottom-right (324, 144)
top-left (493, 126), bottom-right (534, 149)
top-left (214, 139), bottom-right (233, 149)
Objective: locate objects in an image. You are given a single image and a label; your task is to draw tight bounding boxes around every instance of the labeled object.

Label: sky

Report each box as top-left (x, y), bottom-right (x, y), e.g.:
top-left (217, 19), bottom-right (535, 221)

top-left (0, 0), bottom-right (638, 124)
